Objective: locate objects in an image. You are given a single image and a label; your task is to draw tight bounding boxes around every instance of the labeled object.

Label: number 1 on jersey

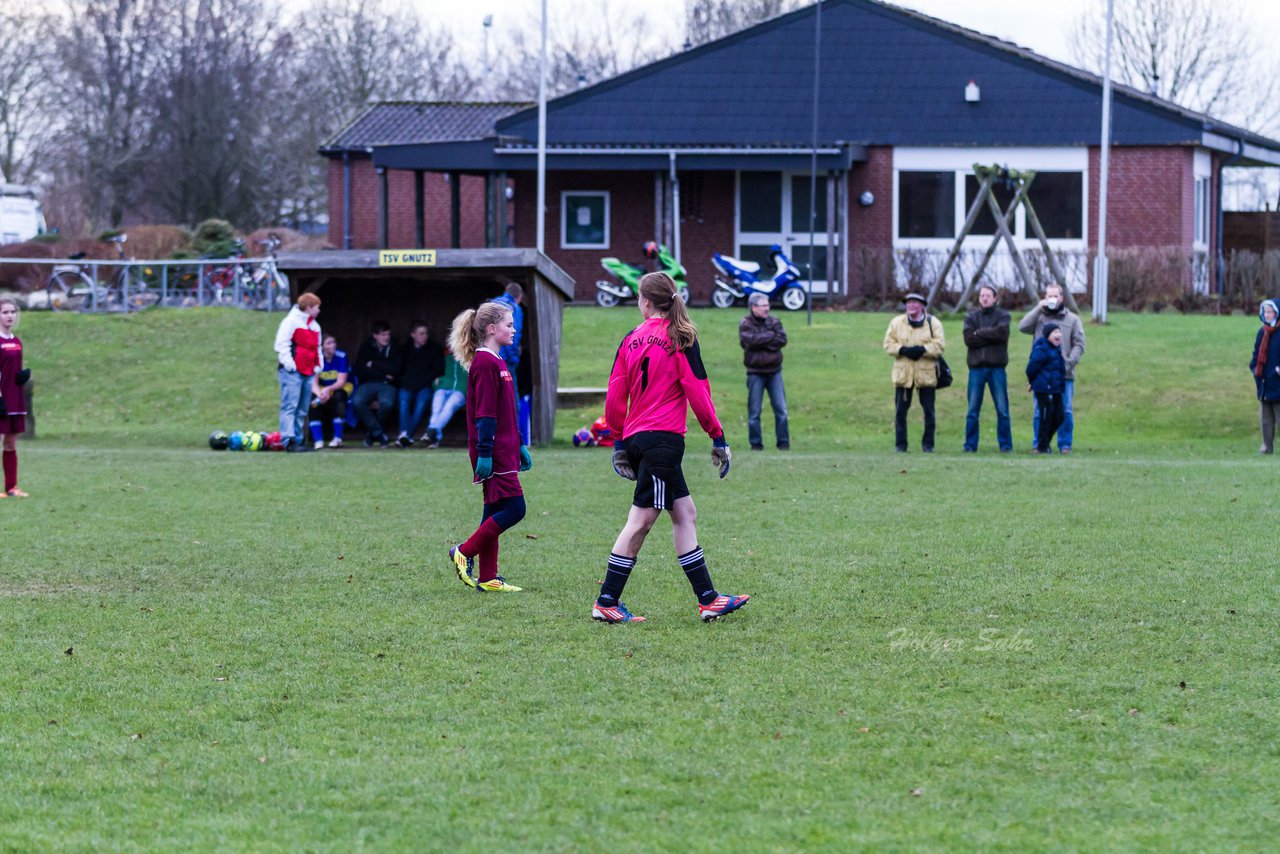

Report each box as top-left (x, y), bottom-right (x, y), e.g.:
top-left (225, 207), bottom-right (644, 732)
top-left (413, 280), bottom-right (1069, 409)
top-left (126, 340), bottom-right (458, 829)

top-left (640, 356), bottom-right (650, 391)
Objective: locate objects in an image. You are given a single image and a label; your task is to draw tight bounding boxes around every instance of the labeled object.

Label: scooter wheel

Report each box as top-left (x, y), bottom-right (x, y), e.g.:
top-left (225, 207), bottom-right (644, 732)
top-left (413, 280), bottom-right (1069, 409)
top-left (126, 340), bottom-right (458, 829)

top-left (711, 288), bottom-right (737, 309)
top-left (781, 287), bottom-right (807, 311)
top-left (676, 285), bottom-right (690, 304)
top-left (595, 289), bottom-right (621, 308)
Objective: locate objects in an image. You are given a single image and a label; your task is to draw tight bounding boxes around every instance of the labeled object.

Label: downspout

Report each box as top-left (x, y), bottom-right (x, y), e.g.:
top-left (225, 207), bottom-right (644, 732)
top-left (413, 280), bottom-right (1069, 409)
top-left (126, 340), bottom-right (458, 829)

top-left (342, 152), bottom-right (352, 250)
top-left (1216, 138), bottom-right (1245, 295)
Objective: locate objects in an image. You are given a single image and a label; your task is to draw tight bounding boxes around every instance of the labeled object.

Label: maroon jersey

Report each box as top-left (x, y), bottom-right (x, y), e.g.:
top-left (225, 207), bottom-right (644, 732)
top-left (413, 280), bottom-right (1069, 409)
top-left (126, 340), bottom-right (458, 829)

top-left (466, 349), bottom-right (522, 500)
top-left (0, 334), bottom-right (25, 416)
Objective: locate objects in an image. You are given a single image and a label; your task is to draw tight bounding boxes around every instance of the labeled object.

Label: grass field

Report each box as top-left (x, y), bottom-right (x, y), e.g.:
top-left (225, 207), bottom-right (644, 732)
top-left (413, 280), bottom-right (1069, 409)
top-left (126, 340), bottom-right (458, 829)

top-left (2, 307), bottom-right (1278, 850)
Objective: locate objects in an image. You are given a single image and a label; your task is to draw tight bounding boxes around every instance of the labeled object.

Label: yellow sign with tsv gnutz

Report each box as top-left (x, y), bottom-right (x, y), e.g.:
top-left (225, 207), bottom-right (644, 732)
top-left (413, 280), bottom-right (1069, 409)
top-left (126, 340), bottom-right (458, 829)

top-left (379, 250), bottom-right (437, 267)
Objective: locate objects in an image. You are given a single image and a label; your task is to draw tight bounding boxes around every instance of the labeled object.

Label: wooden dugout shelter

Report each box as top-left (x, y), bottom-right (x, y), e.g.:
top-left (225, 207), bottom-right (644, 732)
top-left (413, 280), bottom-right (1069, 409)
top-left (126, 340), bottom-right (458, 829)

top-left (275, 248), bottom-right (575, 444)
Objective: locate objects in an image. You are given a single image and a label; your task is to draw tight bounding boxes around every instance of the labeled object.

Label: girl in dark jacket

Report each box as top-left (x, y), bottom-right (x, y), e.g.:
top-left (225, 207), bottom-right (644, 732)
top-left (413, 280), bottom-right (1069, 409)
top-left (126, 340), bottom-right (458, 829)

top-left (1250, 299), bottom-right (1280, 453)
top-left (1026, 323), bottom-right (1067, 454)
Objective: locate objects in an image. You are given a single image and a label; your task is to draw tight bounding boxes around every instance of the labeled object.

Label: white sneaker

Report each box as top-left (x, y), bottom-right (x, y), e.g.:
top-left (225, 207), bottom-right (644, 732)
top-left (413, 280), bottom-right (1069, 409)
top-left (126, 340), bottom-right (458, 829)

top-left (314, 440), bottom-right (324, 450)
top-left (328, 437), bottom-right (343, 448)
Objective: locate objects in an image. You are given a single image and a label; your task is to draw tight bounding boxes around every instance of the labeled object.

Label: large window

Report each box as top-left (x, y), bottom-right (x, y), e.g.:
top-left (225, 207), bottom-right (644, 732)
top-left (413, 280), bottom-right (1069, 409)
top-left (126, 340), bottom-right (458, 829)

top-left (739, 172), bottom-right (783, 232)
top-left (898, 171), bottom-right (955, 238)
top-left (561, 191), bottom-right (609, 249)
top-left (1026, 172), bottom-right (1084, 239)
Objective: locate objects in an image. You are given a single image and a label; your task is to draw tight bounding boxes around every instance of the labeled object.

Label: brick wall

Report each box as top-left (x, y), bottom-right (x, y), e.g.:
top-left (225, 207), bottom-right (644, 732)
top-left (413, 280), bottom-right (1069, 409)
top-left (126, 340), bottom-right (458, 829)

top-left (326, 157), bottom-right (499, 250)
top-left (845, 146), bottom-right (895, 294)
top-left (1087, 146), bottom-right (1193, 248)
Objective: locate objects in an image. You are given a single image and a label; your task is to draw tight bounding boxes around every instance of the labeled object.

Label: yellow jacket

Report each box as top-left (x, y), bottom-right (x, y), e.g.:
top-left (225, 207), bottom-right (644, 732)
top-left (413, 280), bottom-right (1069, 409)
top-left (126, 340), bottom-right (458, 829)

top-left (883, 314), bottom-right (946, 388)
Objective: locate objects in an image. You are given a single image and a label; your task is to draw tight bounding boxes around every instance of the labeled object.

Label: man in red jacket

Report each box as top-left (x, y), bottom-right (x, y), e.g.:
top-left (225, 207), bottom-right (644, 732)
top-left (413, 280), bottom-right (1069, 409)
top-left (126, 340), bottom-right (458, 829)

top-left (273, 292), bottom-right (322, 452)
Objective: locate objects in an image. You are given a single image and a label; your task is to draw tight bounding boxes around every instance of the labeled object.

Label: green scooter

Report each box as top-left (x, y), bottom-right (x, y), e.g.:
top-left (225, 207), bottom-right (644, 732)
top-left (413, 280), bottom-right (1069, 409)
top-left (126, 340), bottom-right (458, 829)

top-left (595, 241), bottom-right (690, 307)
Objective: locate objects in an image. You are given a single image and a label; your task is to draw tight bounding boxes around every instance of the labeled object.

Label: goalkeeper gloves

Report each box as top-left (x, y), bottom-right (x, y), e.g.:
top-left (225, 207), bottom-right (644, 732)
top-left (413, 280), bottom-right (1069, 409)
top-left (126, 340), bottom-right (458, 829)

top-left (474, 456), bottom-right (493, 480)
top-left (519, 445), bottom-right (533, 471)
top-left (711, 435), bottom-right (731, 479)
top-left (612, 445), bottom-right (635, 480)
top-left (14, 369), bottom-right (29, 386)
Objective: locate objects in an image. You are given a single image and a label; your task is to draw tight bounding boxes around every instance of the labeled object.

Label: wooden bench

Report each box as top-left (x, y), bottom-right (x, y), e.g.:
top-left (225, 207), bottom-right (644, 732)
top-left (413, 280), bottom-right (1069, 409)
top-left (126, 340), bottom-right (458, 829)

top-left (556, 387), bottom-right (608, 409)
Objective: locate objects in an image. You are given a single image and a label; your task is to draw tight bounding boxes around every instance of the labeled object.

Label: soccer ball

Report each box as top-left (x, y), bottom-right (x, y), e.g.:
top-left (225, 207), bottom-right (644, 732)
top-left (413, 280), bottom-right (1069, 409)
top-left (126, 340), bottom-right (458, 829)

top-left (228, 431), bottom-right (245, 451)
top-left (264, 431), bottom-right (284, 451)
top-left (209, 430), bottom-right (229, 450)
top-left (245, 432), bottom-right (264, 452)
top-left (573, 428), bottom-right (595, 447)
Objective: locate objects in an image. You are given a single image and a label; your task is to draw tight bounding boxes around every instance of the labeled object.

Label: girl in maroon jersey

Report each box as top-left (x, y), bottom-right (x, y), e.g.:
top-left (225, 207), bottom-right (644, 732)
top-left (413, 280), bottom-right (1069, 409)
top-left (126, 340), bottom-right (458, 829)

top-left (592, 272), bottom-right (749, 624)
top-left (0, 297), bottom-right (32, 498)
top-left (445, 301), bottom-right (533, 593)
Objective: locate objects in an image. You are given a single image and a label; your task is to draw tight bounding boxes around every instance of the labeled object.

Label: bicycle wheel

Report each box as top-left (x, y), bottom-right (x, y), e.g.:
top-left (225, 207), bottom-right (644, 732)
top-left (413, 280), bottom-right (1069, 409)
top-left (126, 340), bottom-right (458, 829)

top-left (120, 267), bottom-right (159, 310)
top-left (46, 269), bottom-right (93, 311)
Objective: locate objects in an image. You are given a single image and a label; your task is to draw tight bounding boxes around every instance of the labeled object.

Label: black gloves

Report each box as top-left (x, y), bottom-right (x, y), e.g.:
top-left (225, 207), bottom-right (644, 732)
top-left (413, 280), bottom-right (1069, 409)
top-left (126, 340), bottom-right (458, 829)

top-left (14, 369), bottom-right (30, 386)
top-left (900, 345), bottom-right (926, 360)
top-left (0, 395), bottom-right (6, 417)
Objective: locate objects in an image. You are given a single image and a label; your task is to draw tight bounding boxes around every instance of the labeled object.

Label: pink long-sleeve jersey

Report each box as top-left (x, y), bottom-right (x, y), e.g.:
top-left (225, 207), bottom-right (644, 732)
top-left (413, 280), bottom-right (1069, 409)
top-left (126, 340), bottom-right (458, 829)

top-left (605, 316), bottom-right (723, 441)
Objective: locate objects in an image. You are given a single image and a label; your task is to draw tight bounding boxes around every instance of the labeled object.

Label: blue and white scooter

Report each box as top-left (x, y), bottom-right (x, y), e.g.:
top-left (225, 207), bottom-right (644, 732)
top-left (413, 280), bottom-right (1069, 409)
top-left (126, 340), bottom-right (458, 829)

top-left (710, 244), bottom-right (808, 310)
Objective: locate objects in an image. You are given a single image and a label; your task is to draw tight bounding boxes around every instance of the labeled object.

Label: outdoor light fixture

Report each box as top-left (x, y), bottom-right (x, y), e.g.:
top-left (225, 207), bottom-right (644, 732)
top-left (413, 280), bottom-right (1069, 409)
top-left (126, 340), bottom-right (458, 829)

top-left (965, 79), bottom-right (980, 103)
top-left (859, 191), bottom-right (875, 207)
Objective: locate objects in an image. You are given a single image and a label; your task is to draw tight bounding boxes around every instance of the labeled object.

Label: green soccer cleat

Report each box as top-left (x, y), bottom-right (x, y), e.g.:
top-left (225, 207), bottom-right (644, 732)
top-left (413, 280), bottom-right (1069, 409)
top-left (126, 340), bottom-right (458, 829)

top-left (476, 577), bottom-right (522, 593)
top-left (449, 546), bottom-right (475, 589)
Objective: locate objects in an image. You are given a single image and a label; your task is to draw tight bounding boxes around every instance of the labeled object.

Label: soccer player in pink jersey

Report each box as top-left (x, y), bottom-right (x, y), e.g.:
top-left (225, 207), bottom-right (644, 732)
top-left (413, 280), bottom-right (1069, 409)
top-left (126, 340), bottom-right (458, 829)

top-left (445, 301), bottom-right (533, 593)
top-left (0, 297), bottom-right (31, 497)
top-left (592, 273), bottom-right (750, 624)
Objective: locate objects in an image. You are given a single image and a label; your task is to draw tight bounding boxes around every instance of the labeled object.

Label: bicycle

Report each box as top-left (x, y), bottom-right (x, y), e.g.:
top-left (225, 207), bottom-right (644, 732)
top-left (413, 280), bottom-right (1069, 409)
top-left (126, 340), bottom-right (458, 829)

top-left (202, 239), bottom-right (248, 306)
top-left (244, 232), bottom-right (289, 310)
top-left (46, 234), bottom-right (157, 311)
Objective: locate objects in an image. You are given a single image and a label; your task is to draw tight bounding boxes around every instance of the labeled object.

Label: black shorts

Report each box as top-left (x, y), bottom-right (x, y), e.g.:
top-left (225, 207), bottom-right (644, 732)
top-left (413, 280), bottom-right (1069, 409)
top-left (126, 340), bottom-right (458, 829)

top-left (624, 431), bottom-right (689, 510)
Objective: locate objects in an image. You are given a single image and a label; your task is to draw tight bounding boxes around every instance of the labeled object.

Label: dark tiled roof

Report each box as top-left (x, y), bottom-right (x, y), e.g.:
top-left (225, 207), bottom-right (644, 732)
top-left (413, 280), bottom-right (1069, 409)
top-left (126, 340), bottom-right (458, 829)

top-left (488, 0), bottom-right (1280, 154)
top-left (320, 102), bottom-right (531, 153)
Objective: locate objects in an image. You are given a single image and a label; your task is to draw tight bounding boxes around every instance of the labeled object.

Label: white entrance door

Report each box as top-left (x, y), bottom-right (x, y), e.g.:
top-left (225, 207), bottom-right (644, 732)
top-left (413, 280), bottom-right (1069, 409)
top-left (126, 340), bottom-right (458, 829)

top-left (736, 171), bottom-right (834, 295)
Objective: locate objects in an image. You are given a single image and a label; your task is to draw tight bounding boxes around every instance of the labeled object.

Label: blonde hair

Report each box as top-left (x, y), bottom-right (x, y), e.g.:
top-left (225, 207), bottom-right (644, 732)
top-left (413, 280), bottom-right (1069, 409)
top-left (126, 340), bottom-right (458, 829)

top-left (449, 301), bottom-right (511, 369)
top-left (0, 297), bottom-right (18, 311)
top-left (639, 272), bottom-right (696, 352)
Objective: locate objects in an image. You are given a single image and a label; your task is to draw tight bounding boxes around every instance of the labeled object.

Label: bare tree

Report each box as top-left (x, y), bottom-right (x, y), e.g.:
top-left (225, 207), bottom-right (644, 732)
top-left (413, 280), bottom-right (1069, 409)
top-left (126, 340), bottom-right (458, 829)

top-left (684, 0), bottom-right (807, 48)
top-left (146, 0), bottom-right (293, 226)
top-left (0, 8), bottom-right (57, 184)
top-left (295, 0), bottom-right (475, 123)
top-left (51, 0), bottom-right (171, 228)
top-left (492, 0), bottom-right (666, 99)
top-left (1070, 0), bottom-right (1279, 134)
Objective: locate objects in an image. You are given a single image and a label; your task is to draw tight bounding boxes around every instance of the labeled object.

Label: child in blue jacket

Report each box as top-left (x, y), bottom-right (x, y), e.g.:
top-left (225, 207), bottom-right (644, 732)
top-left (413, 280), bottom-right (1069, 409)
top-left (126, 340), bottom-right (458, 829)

top-left (1026, 323), bottom-right (1067, 454)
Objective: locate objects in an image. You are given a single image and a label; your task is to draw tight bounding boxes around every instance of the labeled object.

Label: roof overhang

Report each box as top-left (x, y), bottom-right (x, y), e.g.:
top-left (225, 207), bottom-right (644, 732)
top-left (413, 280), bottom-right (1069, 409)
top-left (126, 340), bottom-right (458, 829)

top-left (371, 140), bottom-right (865, 172)
top-left (276, 248), bottom-right (575, 300)
top-left (1201, 131), bottom-right (1280, 167)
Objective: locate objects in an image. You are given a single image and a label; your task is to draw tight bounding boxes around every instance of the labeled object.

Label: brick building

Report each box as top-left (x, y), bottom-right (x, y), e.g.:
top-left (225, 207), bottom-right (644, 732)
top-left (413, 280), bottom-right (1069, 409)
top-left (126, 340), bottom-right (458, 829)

top-left (320, 0), bottom-right (1280, 304)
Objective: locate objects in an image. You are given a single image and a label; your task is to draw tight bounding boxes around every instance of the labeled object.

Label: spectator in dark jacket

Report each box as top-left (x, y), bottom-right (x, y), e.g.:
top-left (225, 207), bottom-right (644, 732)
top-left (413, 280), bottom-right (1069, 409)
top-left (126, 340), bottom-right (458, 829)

top-left (739, 293), bottom-right (789, 450)
top-left (1025, 323), bottom-right (1067, 454)
top-left (1250, 298), bottom-right (1280, 454)
top-left (962, 285), bottom-right (1012, 453)
top-left (396, 320), bottom-right (445, 447)
top-left (351, 320), bottom-right (403, 447)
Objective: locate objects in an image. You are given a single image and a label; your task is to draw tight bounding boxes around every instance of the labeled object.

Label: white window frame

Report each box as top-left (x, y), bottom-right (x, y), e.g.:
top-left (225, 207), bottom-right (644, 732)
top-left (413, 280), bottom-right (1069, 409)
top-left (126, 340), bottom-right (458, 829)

top-left (893, 147), bottom-right (1089, 249)
top-left (560, 190), bottom-right (610, 250)
top-left (1193, 150), bottom-right (1212, 249)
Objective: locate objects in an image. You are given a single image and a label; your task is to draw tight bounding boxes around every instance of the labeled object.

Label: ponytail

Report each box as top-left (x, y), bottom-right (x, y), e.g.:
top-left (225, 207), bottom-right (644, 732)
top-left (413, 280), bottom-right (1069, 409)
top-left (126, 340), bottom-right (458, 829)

top-left (448, 301), bottom-right (512, 369)
top-left (638, 272), bottom-right (696, 351)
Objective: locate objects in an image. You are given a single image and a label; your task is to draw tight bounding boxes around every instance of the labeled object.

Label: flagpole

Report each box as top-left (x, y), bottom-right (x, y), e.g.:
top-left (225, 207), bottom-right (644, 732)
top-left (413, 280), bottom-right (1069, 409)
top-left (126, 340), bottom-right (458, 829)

top-left (1093, 0), bottom-right (1113, 322)
top-left (535, 0), bottom-right (548, 254)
